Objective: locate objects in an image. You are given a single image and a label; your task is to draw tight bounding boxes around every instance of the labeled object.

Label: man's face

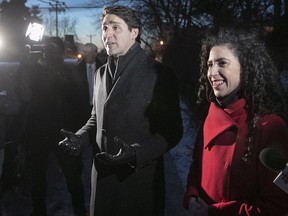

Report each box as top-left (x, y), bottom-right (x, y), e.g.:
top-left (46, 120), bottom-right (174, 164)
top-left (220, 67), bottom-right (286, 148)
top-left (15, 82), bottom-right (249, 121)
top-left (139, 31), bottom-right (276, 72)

top-left (83, 47), bottom-right (96, 64)
top-left (207, 45), bottom-right (241, 98)
top-left (101, 14), bottom-right (138, 57)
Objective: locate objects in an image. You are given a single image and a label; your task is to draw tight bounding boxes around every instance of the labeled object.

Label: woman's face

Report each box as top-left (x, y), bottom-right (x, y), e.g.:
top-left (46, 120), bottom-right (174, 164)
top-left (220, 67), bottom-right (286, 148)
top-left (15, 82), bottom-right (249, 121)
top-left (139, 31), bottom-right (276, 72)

top-left (207, 45), bottom-right (241, 98)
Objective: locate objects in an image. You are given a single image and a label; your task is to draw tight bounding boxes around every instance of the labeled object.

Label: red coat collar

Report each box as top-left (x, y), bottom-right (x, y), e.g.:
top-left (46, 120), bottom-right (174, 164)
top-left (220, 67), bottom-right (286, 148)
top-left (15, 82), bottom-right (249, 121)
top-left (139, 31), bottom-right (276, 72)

top-left (203, 99), bottom-right (246, 148)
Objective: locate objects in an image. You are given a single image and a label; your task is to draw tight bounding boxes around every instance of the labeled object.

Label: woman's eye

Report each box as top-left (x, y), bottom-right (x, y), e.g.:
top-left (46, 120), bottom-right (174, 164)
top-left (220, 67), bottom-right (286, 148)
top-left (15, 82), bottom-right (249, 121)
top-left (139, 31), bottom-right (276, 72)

top-left (207, 62), bottom-right (213, 68)
top-left (218, 60), bottom-right (228, 67)
top-left (207, 59), bottom-right (229, 68)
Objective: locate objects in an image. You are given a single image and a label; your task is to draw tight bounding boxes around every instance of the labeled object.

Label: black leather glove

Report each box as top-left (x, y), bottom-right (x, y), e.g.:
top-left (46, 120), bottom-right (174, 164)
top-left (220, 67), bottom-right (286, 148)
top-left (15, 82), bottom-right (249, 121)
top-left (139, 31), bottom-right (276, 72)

top-left (95, 136), bottom-right (136, 165)
top-left (58, 129), bottom-right (84, 156)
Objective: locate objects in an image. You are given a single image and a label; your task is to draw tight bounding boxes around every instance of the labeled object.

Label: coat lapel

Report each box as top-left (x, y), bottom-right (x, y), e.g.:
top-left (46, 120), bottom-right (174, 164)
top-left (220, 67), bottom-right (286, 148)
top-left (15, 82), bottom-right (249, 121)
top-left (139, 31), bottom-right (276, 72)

top-left (203, 103), bottom-right (237, 148)
top-left (203, 99), bottom-right (246, 149)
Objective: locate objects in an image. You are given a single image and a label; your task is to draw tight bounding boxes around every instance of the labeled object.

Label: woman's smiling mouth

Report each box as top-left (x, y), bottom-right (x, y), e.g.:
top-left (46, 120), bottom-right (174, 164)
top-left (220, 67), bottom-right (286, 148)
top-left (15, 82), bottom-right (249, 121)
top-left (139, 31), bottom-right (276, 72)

top-left (211, 80), bottom-right (224, 88)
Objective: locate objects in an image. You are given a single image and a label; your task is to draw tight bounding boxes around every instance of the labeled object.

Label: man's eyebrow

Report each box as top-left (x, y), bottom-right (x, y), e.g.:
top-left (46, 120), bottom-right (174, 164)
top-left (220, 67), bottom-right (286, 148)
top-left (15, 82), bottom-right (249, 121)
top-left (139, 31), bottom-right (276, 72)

top-left (102, 21), bottom-right (121, 25)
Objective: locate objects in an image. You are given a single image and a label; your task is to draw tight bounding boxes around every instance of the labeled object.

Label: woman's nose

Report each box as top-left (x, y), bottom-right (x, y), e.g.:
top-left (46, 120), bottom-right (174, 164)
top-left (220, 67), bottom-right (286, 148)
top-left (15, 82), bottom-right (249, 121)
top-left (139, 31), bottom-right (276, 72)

top-left (208, 64), bottom-right (219, 76)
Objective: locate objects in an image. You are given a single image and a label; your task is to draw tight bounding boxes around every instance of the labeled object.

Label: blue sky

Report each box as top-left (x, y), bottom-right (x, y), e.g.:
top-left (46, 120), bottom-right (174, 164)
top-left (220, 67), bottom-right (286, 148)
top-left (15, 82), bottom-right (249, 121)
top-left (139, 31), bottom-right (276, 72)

top-left (26, 0), bottom-right (104, 48)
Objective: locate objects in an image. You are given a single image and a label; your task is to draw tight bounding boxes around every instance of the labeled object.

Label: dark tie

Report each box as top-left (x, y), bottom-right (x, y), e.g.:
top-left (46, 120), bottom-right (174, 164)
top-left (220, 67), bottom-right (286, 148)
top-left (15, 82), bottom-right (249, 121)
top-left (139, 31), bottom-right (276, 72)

top-left (107, 58), bottom-right (117, 93)
top-left (109, 58), bottom-right (117, 80)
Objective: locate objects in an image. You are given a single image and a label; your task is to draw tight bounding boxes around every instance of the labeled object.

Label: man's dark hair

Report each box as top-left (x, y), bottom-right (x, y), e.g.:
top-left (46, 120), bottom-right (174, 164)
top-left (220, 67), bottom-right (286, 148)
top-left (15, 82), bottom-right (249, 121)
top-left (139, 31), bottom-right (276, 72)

top-left (102, 5), bottom-right (141, 43)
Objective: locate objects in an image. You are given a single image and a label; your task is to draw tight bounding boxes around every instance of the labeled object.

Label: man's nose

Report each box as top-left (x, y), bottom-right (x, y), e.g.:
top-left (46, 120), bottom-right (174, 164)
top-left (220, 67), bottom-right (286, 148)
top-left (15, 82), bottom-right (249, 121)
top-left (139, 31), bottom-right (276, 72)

top-left (103, 28), bottom-right (113, 38)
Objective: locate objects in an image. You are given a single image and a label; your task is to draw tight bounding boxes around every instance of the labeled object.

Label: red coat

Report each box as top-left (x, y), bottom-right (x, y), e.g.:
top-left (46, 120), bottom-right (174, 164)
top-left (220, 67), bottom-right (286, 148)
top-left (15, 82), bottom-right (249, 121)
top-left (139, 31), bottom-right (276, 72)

top-left (184, 98), bottom-right (288, 216)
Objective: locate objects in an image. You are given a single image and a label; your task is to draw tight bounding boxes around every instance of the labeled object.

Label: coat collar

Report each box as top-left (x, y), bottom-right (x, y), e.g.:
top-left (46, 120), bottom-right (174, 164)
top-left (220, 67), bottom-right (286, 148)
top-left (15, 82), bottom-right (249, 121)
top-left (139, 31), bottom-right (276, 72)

top-left (113, 43), bottom-right (141, 81)
top-left (203, 98), bottom-right (246, 148)
top-left (105, 43), bottom-right (143, 97)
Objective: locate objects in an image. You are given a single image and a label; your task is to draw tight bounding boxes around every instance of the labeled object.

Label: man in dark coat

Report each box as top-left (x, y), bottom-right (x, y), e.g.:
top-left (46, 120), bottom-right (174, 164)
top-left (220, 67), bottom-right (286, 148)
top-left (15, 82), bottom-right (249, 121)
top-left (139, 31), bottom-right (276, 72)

top-left (77, 43), bottom-right (104, 107)
top-left (59, 5), bottom-right (183, 216)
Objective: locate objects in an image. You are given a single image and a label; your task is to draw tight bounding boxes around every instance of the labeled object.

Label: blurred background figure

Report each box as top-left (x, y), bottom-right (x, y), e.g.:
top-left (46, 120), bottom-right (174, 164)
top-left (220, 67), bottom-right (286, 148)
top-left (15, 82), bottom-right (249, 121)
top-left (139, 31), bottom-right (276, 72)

top-left (0, 91), bottom-right (8, 216)
top-left (0, 64), bottom-right (22, 216)
top-left (17, 36), bottom-right (87, 216)
top-left (78, 43), bottom-right (103, 106)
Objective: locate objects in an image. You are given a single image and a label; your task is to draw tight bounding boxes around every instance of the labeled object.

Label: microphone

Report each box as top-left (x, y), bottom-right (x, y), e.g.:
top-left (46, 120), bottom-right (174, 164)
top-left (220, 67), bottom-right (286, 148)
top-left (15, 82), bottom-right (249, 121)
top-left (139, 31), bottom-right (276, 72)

top-left (259, 148), bottom-right (288, 193)
top-left (259, 148), bottom-right (287, 173)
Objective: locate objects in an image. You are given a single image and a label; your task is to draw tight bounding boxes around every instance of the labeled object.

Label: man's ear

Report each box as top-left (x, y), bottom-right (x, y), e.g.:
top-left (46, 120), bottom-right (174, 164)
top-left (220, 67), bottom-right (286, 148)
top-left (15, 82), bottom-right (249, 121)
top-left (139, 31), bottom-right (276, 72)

top-left (131, 28), bottom-right (139, 40)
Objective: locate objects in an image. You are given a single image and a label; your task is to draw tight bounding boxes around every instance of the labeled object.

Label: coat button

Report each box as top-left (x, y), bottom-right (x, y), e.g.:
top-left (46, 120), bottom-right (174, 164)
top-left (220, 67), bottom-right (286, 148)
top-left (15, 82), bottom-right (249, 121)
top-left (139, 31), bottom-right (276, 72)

top-left (102, 129), bottom-right (107, 134)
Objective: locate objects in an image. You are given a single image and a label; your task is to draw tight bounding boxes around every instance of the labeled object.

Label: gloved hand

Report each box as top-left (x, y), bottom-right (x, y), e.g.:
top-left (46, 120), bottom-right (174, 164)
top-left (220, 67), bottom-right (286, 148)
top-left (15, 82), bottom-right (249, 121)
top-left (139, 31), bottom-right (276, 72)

top-left (95, 136), bottom-right (136, 165)
top-left (58, 129), bottom-right (84, 156)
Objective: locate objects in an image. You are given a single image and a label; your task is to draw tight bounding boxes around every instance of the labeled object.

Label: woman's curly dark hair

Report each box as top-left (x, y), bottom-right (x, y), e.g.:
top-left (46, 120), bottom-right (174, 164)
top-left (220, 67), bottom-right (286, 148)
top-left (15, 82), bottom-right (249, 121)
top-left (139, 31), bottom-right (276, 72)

top-left (197, 27), bottom-right (288, 163)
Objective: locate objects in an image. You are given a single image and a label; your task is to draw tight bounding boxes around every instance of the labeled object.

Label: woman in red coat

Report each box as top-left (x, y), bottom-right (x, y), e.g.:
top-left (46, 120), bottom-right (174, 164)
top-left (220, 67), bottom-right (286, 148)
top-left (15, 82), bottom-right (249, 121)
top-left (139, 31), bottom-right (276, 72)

top-left (184, 27), bottom-right (288, 216)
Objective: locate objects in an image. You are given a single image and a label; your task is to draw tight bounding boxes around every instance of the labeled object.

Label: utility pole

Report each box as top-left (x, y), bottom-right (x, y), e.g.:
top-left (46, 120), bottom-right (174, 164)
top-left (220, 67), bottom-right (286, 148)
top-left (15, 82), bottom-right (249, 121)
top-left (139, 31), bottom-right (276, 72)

top-left (48, 0), bottom-right (67, 37)
top-left (87, 34), bottom-right (96, 43)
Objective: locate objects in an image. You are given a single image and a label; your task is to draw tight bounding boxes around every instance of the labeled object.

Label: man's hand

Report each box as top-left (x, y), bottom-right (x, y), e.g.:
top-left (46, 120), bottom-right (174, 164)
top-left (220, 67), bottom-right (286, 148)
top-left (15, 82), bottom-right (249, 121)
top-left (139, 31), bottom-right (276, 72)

top-left (95, 136), bottom-right (136, 165)
top-left (58, 129), bottom-right (84, 156)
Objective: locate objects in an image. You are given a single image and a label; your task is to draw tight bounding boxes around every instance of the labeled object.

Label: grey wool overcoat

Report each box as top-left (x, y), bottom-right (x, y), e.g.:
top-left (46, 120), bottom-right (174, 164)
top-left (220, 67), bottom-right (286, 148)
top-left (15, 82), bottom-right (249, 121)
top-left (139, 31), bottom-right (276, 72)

top-left (77, 43), bottom-right (183, 216)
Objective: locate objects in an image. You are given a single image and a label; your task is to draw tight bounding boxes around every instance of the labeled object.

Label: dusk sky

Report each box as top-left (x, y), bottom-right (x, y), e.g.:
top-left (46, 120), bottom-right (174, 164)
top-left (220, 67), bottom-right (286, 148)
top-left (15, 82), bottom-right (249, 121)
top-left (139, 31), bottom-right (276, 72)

top-left (26, 0), bottom-right (104, 48)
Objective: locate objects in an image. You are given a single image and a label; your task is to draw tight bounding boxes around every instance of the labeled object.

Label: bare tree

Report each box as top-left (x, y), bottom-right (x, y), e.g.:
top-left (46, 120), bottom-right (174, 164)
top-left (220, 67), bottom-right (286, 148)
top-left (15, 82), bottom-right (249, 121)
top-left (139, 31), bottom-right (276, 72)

top-left (44, 14), bottom-right (55, 37)
top-left (44, 15), bottom-right (78, 39)
top-left (59, 16), bottom-right (78, 39)
top-left (79, 0), bottom-right (284, 51)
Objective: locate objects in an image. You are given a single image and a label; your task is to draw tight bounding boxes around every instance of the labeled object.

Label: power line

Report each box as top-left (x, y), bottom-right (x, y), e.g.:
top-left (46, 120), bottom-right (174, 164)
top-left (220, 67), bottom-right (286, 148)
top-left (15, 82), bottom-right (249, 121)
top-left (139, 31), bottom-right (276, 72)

top-left (37, 0), bottom-right (51, 3)
top-left (35, 6), bottom-right (100, 10)
top-left (47, 1), bottom-right (66, 37)
top-left (34, 0), bottom-right (101, 10)
top-left (30, 1), bottom-right (101, 41)
top-left (86, 34), bottom-right (96, 43)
